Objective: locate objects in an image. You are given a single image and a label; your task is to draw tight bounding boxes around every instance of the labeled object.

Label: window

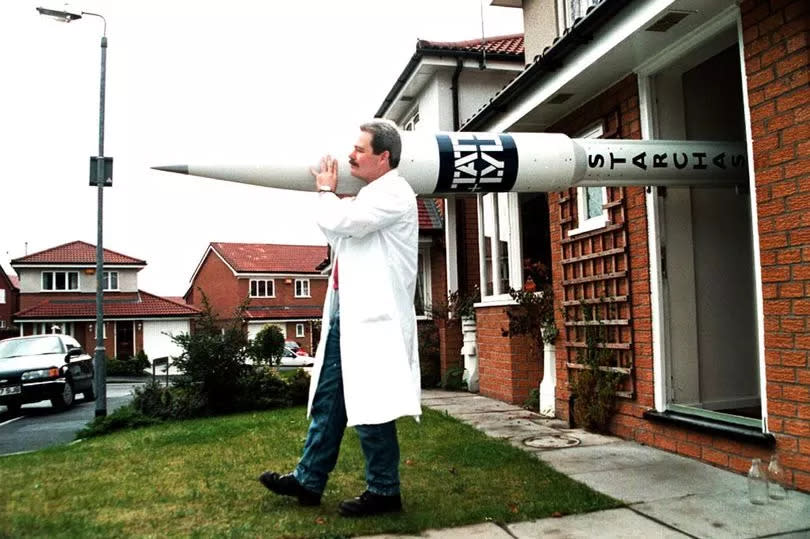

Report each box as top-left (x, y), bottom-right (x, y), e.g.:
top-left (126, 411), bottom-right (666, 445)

top-left (0, 288), bottom-right (5, 304)
top-left (569, 122), bottom-right (608, 235)
top-left (414, 244), bottom-right (432, 318)
top-left (0, 320), bottom-right (5, 329)
top-left (103, 271), bottom-right (119, 291)
top-left (558, 0), bottom-right (600, 30)
top-left (296, 323), bottom-right (305, 338)
top-left (478, 191), bottom-right (553, 301)
top-left (41, 271), bottom-right (79, 291)
top-left (249, 279), bottom-right (274, 297)
top-left (295, 279), bottom-right (310, 298)
top-left (403, 108), bottom-right (420, 131)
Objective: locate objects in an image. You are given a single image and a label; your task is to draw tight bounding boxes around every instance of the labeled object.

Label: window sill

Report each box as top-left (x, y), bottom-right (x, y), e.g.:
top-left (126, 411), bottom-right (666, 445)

top-left (643, 409), bottom-right (775, 448)
top-left (568, 217), bottom-right (609, 237)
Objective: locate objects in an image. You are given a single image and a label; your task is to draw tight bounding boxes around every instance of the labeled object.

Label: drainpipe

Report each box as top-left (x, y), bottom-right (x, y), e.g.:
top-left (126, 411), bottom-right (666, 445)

top-left (451, 57), bottom-right (464, 131)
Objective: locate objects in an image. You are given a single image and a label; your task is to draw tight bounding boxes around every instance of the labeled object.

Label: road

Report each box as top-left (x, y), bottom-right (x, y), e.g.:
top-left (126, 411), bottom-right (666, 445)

top-left (0, 382), bottom-right (142, 456)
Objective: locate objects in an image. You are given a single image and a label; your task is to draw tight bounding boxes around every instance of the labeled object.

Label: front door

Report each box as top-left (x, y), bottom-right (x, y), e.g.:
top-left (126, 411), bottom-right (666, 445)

top-left (651, 27), bottom-right (761, 423)
top-left (116, 321), bottom-right (134, 359)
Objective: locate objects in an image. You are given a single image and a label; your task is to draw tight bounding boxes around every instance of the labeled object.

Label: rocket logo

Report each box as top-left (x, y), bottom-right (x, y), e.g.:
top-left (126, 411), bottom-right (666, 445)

top-left (435, 134), bottom-right (518, 193)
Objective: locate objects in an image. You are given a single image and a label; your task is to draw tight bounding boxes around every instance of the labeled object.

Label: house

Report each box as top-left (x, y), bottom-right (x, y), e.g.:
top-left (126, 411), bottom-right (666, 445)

top-left (391, 0), bottom-right (808, 490)
top-left (11, 241), bottom-right (199, 361)
top-left (185, 243), bottom-right (330, 352)
top-left (0, 264), bottom-right (19, 340)
top-left (376, 33), bottom-right (526, 376)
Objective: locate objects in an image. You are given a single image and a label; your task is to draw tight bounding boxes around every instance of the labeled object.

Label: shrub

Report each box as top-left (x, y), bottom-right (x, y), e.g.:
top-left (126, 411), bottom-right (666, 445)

top-left (417, 321), bottom-right (441, 388)
top-left (441, 366), bottom-right (466, 391)
top-left (106, 350), bottom-right (151, 377)
top-left (76, 404), bottom-right (160, 439)
top-left (285, 368), bottom-right (311, 406)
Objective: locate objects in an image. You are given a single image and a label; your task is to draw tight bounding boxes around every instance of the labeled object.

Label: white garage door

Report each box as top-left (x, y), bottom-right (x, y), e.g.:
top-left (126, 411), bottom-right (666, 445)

top-left (142, 319), bottom-right (190, 361)
top-left (247, 322), bottom-right (286, 341)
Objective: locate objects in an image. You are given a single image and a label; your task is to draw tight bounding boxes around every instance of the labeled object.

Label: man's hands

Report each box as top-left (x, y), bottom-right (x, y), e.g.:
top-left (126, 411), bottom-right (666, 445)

top-left (311, 155), bottom-right (338, 192)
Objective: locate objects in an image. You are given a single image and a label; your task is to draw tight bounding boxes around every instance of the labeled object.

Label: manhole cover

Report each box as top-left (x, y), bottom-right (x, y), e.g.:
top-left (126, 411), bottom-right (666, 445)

top-left (523, 434), bottom-right (580, 449)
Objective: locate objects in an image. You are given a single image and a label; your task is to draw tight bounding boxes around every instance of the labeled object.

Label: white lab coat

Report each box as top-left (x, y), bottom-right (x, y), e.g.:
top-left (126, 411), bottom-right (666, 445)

top-left (308, 169), bottom-right (422, 426)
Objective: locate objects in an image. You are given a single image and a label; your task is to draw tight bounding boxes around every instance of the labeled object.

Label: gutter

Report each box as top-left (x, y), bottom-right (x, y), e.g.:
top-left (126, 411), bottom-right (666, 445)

top-left (451, 58), bottom-right (464, 130)
top-left (375, 45), bottom-right (522, 119)
top-left (462, 0), bottom-right (634, 131)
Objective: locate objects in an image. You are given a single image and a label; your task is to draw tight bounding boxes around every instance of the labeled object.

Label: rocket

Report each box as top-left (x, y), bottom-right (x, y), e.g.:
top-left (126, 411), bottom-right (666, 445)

top-left (152, 132), bottom-right (747, 195)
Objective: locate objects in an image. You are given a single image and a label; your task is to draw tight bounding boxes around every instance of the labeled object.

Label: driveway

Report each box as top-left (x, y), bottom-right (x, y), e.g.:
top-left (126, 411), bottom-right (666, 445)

top-left (0, 382), bottom-right (142, 456)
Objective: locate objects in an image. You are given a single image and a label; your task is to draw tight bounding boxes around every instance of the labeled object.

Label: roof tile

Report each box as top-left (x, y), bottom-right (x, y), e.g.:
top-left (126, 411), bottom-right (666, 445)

top-left (212, 243), bottom-right (328, 274)
top-left (12, 241), bottom-right (146, 266)
top-left (418, 33), bottom-right (524, 55)
top-left (14, 291), bottom-right (200, 319)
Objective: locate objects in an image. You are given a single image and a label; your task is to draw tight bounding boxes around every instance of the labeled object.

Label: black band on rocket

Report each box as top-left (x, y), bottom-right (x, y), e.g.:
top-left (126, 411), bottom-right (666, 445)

top-left (436, 133), bottom-right (518, 194)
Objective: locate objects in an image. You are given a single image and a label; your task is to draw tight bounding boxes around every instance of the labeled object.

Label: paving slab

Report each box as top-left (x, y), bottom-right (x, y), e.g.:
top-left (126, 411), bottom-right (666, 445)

top-left (507, 508), bottom-right (690, 538)
top-left (362, 522), bottom-right (512, 538)
top-left (634, 488), bottom-right (810, 538)
top-left (426, 397), bottom-right (523, 416)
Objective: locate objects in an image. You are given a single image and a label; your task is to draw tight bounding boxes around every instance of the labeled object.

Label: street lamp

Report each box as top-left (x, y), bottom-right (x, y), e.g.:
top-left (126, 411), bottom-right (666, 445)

top-left (37, 6), bottom-right (112, 417)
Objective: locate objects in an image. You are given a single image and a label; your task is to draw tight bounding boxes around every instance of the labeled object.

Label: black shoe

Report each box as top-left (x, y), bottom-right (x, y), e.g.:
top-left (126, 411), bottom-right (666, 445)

top-left (258, 471), bottom-right (321, 506)
top-left (338, 490), bottom-right (402, 517)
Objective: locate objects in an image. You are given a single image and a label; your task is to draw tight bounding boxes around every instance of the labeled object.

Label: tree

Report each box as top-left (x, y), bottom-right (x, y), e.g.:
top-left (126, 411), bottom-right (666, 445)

top-left (250, 324), bottom-right (286, 365)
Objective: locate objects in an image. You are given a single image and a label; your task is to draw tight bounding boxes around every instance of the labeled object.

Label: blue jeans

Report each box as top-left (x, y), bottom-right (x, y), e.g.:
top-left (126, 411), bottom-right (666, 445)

top-left (293, 304), bottom-right (401, 496)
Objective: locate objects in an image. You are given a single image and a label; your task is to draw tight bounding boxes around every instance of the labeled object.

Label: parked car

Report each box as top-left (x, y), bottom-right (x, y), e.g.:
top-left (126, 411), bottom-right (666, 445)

top-left (285, 340), bottom-right (309, 356)
top-left (0, 334), bottom-right (95, 414)
top-left (279, 347), bottom-right (313, 367)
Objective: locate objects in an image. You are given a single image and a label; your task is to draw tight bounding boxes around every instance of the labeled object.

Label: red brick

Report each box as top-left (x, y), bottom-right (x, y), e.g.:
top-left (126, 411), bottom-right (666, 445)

top-left (782, 450), bottom-right (810, 472)
top-left (777, 50), bottom-right (809, 76)
top-left (784, 157), bottom-right (810, 179)
top-left (786, 31), bottom-right (808, 53)
top-left (703, 447), bottom-right (730, 467)
top-left (783, 384), bottom-right (810, 402)
top-left (768, 366), bottom-right (797, 382)
top-left (781, 351), bottom-right (807, 367)
top-left (787, 192), bottom-right (810, 212)
top-left (770, 400), bottom-right (798, 416)
top-left (777, 89), bottom-right (810, 112)
top-left (761, 42), bottom-right (787, 67)
top-left (779, 282), bottom-right (805, 297)
top-left (784, 419), bottom-right (810, 437)
top-left (769, 146), bottom-right (796, 165)
top-left (783, 122), bottom-right (810, 144)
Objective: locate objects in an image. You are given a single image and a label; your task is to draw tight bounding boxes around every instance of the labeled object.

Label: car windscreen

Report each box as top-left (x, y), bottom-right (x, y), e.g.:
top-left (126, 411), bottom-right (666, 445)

top-left (0, 336), bottom-right (65, 359)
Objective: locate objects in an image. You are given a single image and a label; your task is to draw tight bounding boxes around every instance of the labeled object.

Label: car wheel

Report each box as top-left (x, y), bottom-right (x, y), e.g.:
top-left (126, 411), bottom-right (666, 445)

top-left (51, 380), bottom-right (75, 410)
top-left (5, 401), bottom-right (22, 416)
top-left (83, 381), bottom-right (96, 402)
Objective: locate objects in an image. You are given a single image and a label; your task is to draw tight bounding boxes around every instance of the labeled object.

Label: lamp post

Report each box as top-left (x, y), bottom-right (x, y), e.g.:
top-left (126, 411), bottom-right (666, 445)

top-left (37, 7), bottom-right (112, 417)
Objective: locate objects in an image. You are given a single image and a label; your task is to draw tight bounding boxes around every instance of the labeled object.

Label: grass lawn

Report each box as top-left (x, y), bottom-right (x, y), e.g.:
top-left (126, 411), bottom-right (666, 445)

top-left (1, 406), bottom-right (620, 538)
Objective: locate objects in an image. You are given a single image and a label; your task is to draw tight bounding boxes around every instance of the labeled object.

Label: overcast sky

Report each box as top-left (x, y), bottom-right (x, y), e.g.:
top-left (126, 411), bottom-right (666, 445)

top-left (1, 0), bottom-right (522, 296)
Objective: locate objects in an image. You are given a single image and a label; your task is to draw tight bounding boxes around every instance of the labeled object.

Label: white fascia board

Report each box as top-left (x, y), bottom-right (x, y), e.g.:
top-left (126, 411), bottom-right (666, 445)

top-left (14, 316), bottom-right (196, 323)
top-left (237, 273), bottom-right (327, 279)
top-left (187, 245), bottom-right (238, 285)
top-left (248, 318), bottom-right (320, 324)
top-left (13, 264), bottom-right (145, 270)
top-left (390, 57), bottom-right (523, 121)
top-left (488, 0), bottom-right (678, 132)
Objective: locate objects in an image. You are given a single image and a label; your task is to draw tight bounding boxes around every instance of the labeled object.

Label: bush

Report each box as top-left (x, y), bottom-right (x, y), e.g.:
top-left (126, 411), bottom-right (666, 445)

top-left (107, 350), bottom-right (150, 377)
top-left (417, 321), bottom-right (441, 388)
top-left (285, 368), bottom-right (311, 406)
top-left (76, 404), bottom-right (160, 439)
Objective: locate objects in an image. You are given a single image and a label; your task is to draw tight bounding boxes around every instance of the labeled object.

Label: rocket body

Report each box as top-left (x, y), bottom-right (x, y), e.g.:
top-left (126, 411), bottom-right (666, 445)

top-left (153, 133), bottom-right (747, 195)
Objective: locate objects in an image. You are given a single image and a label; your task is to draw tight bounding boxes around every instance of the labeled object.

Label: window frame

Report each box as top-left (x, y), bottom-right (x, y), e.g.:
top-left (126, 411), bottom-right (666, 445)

top-left (568, 122), bottom-right (609, 236)
top-left (294, 279), bottom-right (310, 298)
top-left (295, 323), bottom-right (305, 338)
top-left (103, 271), bottom-right (119, 291)
top-left (415, 243), bottom-right (432, 319)
top-left (556, 0), bottom-right (600, 32)
top-left (478, 192), bottom-right (524, 302)
top-left (403, 107), bottom-right (420, 132)
top-left (0, 288), bottom-right (5, 304)
top-left (41, 271), bottom-right (80, 292)
top-left (249, 279), bottom-right (275, 298)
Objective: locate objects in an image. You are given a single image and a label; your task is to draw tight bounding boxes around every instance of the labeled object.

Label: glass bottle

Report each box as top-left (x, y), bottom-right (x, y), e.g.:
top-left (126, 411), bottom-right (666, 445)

top-left (748, 458), bottom-right (768, 505)
top-left (768, 455), bottom-right (787, 500)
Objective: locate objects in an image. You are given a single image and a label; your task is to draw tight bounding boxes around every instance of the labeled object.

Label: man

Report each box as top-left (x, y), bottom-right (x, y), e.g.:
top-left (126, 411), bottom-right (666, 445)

top-left (260, 120), bottom-right (421, 517)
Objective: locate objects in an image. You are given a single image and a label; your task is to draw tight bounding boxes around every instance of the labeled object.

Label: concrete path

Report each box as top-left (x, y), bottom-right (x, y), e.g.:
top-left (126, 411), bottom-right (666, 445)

top-left (366, 390), bottom-right (810, 539)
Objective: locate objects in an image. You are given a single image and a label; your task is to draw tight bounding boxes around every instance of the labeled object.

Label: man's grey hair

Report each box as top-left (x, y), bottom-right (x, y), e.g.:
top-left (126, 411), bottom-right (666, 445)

top-left (360, 119), bottom-right (402, 169)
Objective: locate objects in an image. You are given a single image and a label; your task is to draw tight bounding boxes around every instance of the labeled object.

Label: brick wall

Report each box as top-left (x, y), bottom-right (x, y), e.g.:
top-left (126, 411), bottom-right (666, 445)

top-left (477, 304), bottom-right (540, 404)
top-left (741, 0), bottom-right (809, 491)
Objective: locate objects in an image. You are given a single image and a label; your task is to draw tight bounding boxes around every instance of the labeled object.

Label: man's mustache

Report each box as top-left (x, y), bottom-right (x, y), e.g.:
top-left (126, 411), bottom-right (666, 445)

top-left (349, 159), bottom-right (358, 167)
